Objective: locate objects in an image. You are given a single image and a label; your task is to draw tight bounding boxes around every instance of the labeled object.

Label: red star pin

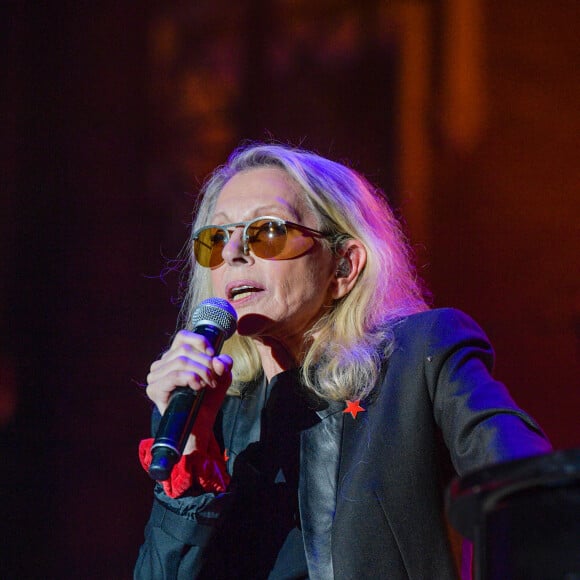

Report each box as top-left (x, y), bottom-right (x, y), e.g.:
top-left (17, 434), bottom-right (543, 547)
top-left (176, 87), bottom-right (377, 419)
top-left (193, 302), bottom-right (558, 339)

top-left (223, 449), bottom-right (230, 463)
top-left (343, 399), bottom-right (365, 419)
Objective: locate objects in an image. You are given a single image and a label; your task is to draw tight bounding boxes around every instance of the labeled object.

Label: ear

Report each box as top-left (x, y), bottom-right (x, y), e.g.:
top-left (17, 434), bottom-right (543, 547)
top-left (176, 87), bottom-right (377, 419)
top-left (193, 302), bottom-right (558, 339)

top-left (330, 239), bottom-right (367, 300)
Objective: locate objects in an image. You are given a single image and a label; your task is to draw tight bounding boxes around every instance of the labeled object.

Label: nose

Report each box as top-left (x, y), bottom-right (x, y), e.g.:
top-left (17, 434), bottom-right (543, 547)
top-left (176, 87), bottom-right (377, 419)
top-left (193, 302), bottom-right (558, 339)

top-left (221, 227), bottom-right (253, 266)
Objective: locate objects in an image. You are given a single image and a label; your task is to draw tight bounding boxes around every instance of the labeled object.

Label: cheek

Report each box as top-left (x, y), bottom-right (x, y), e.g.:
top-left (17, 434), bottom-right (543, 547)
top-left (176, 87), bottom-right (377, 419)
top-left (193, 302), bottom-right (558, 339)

top-left (277, 260), bottom-right (333, 306)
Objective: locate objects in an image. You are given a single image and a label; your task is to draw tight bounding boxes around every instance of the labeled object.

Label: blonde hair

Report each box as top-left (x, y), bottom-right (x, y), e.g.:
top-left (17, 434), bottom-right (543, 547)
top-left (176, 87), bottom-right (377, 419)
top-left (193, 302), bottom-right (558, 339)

top-left (179, 143), bottom-right (428, 401)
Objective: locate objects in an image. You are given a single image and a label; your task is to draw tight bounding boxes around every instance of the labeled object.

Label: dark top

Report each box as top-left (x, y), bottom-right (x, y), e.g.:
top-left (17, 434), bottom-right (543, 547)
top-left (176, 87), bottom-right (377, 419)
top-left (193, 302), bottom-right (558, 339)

top-left (204, 369), bottom-right (314, 578)
top-left (134, 308), bottom-right (552, 580)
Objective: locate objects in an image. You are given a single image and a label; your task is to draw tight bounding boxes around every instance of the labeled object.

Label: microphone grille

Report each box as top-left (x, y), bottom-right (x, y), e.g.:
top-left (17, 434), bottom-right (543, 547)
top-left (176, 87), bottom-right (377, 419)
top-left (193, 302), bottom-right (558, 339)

top-left (191, 297), bottom-right (238, 339)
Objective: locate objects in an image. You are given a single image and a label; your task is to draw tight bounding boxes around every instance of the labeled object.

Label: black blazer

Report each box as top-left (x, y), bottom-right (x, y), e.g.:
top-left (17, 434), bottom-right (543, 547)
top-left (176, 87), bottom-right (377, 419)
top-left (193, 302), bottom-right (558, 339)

top-left (135, 308), bottom-right (551, 579)
top-left (324, 308), bottom-right (551, 578)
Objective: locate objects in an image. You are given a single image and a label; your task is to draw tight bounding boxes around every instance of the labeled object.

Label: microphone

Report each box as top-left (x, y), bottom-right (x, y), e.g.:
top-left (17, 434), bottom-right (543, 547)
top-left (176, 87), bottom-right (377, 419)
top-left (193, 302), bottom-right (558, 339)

top-left (149, 297), bottom-right (238, 481)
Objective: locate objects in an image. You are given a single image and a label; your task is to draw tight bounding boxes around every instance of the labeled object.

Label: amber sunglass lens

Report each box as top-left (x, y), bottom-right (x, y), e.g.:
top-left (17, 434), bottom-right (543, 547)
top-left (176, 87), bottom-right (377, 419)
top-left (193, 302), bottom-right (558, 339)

top-left (195, 227), bottom-right (226, 267)
top-left (249, 220), bottom-right (287, 258)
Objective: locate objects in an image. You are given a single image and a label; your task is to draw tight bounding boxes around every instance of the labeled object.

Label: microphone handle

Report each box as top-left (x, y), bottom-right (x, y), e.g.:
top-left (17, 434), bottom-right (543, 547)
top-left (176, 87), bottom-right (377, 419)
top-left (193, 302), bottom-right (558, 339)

top-left (148, 388), bottom-right (206, 481)
top-left (148, 323), bottom-right (225, 481)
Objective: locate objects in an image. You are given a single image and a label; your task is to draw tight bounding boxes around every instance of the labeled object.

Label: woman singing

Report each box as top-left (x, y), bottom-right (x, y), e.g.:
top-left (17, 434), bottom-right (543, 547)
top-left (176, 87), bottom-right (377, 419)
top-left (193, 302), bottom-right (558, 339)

top-left (135, 143), bottom-right (550, 579)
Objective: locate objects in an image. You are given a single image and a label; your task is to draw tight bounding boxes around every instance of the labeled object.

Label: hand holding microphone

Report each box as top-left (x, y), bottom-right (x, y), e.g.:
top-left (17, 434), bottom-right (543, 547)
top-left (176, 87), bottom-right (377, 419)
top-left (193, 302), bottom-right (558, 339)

top-left (146, 298), bottom-right (237, 481)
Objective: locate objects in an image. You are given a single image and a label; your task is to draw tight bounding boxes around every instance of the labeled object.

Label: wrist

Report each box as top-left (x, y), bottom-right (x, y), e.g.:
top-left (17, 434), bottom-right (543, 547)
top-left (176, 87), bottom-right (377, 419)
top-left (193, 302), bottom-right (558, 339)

top-left (183, 433), bottom-right (206, 456)
top-left (138, 436), bottom-right (230, 498)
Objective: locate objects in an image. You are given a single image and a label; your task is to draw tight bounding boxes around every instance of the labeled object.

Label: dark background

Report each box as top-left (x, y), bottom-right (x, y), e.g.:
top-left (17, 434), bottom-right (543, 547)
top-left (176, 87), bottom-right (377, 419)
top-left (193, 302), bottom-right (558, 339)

top-left (2, 2), bottom-right (578, 578)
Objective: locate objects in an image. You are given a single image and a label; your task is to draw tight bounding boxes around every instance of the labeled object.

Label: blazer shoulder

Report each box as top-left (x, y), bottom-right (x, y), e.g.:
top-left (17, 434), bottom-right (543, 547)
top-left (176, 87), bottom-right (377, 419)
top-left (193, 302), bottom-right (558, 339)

top-left (393, 308), bottom-right (490, 346)
top-left (394, 307), bottom-right (472, 329)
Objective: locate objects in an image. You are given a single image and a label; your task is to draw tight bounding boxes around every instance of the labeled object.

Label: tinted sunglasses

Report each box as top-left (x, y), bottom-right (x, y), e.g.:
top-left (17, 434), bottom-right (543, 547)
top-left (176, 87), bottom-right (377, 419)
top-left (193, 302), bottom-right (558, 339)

top-left (193, 216), bottom-right (328, 268)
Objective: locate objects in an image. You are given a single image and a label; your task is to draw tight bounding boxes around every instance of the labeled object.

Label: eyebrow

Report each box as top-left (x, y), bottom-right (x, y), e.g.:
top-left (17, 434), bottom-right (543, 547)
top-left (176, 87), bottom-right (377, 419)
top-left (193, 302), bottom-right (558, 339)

top-left (211, 204), bottom-right (302, 223)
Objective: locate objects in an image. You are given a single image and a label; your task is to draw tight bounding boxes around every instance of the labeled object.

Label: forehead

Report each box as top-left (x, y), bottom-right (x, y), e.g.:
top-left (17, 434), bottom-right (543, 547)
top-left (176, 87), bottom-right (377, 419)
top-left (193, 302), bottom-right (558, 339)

top-left (212, 167), bottom-right (307, 220)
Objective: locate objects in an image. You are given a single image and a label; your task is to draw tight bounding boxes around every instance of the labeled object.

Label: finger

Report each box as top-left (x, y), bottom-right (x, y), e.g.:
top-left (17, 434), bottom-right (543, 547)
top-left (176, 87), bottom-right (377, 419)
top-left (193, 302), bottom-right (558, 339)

top-left (169, 329), bottom-right (217, 356)
top-left (149, 345), bottom-right (214, 382)
top-left (147, 357), bottom-right (218, 392)
top-left (146, 369), bottom-right (210, 414)
top-left (212, 354), bottom-right (234, 377)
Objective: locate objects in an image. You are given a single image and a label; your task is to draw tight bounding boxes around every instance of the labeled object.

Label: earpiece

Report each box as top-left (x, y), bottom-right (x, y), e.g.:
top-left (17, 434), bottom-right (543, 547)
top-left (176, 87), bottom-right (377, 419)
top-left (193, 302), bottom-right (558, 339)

top-left (335, 257), bottom-right (351, 278)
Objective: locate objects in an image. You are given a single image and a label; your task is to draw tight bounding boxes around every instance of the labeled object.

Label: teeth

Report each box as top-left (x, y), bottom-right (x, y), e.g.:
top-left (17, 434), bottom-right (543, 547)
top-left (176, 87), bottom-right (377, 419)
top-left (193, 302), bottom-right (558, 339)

top-left (232, 291), bottom-right (253, 301)
top-left (230, 285), bottom-right (258, 301)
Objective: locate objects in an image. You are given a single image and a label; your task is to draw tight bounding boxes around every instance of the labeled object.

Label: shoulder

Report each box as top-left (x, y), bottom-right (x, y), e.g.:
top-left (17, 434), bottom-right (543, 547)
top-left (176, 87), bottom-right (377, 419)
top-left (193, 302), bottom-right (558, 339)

top-left (394, 307), bottom-right (488, 338)
top-left (390, 308), bottom-right (492, 358)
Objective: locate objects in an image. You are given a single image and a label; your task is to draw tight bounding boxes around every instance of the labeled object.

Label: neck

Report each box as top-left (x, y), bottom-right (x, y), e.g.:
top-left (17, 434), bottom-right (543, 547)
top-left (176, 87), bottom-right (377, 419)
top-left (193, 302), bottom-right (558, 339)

top-left (253, 337), bottom-right (302, 381)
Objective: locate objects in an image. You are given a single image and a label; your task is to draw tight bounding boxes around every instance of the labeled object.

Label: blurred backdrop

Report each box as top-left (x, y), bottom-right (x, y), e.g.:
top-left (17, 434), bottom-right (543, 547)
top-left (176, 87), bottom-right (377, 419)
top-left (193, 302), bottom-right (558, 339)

top-left (1, 1), bottom-right (579, 578)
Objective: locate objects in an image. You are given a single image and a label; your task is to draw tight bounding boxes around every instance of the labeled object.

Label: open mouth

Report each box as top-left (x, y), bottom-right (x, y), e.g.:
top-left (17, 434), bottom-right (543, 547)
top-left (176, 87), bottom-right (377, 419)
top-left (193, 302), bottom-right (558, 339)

top-left (228, 285), bottom-right (263, 302)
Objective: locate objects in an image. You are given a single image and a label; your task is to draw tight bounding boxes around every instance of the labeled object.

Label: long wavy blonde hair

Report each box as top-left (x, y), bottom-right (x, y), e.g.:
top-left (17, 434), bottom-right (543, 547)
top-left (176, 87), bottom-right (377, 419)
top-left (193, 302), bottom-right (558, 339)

top-left (178, 143), bottom-right (428, 401)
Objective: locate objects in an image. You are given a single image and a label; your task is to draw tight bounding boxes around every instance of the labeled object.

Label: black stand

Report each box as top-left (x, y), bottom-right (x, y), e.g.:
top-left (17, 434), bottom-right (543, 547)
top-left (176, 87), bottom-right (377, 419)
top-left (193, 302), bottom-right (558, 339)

top-left (447, 449), bottom-right (580, 580)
